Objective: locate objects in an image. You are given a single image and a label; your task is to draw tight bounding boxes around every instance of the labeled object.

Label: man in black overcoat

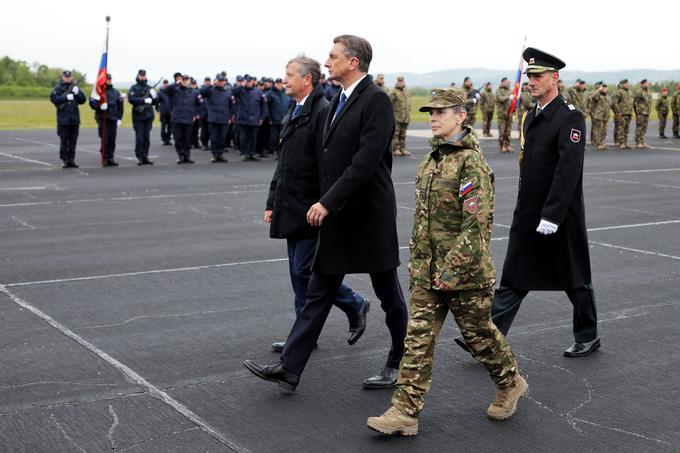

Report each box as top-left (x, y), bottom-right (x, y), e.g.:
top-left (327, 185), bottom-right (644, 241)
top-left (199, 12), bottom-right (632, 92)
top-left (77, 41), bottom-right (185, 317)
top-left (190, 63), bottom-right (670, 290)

top-left (243, 35), bottom-right (409, 392)
top-left (456, 48), bottom-right (600, 357)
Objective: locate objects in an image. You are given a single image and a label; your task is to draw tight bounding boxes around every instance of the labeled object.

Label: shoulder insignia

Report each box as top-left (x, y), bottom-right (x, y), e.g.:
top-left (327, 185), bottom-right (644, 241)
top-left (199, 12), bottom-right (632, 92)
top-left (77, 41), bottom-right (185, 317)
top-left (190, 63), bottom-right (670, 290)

top-left (459, 180), bottom-right (475, 197)
top-left (464, 196), bottom-right (479, 214)
top-left (567, 104), bottom-right (576, 110)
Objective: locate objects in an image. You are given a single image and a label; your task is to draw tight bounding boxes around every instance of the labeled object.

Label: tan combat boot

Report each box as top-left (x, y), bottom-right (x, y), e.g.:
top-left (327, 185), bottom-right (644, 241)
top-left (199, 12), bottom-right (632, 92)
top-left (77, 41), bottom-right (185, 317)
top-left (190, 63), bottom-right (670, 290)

top-left (487, 374), bottom-right (528, 421)
top-left (596, 144), bottom-right (607, 151)
top-left (401, 148), bottom-right (411, 156)
top-left (367, 406), bottom-right (418, 436)
top-left (393, 148), bottom-right (403, 156)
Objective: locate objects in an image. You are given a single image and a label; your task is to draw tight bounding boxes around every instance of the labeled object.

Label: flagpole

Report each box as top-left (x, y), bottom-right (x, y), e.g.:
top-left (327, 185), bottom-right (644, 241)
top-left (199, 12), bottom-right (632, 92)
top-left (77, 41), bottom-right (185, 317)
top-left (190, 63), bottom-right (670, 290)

top-left (100, 16), bottom-right (110, 165)
top-left (508, 36), bottom-right (528, 116)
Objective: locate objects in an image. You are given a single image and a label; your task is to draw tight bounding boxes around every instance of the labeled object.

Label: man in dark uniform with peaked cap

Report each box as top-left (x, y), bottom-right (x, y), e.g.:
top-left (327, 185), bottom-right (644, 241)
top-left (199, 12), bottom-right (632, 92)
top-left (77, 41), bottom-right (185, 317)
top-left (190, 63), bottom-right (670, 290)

top-left (456, 47), bottom-right (600, 358)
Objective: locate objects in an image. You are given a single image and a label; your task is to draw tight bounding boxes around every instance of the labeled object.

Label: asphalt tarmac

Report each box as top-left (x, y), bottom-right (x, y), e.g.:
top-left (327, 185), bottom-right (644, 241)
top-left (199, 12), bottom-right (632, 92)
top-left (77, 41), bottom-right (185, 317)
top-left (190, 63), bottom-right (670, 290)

top-left (0, 121), bottom-right (679, 452)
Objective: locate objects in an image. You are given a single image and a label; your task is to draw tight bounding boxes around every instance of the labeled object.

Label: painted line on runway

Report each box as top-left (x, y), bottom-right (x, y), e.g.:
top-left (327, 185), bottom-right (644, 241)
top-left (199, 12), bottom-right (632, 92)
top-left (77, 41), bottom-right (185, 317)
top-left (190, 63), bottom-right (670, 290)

top-left (0, 285), bottom-right (250, 453)
top-left (15, 137), bottom-right (138, 162)
top-left (585, 167), bottom-right (680, 175)
top-left (0, 152), bottom-right (53, 167)
top-left (0, 186), bottom-right (48, 191)
top-left (587, 219), bottom-right (680, 232)
top-left (10, 216), bottom-right (36, 229)
top-left (588, 175), bottom-right (680, 190)
top-left (589, 241), bottom-right (680, 261)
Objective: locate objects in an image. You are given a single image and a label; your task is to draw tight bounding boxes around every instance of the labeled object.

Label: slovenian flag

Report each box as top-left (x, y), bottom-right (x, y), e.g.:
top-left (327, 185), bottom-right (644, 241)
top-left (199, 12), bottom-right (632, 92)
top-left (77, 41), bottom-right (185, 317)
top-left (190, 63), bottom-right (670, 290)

top-left (91, 45), bottom-right (107, 103)
top-left (508, 39), bottom-right (527, 115)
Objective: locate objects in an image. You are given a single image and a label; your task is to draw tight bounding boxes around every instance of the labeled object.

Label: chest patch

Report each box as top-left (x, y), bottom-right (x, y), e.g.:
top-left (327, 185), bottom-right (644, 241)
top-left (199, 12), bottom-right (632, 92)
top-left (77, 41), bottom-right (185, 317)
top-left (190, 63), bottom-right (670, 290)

top-left (570, 128), bottom-right (582, 143)
top-left (464, 196), bottom-right (479, 214)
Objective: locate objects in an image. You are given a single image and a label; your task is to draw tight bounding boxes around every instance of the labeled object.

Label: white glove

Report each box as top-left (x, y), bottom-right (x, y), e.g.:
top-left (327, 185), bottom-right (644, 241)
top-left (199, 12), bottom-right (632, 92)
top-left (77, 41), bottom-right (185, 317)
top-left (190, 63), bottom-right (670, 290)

top-left (536, 219), bottom-right (559, 235)
top-left (508, 95), bottom-right (515, 100)
top-left (149, 89), bottom-right (157, 99)
top-left (472, 98), bottom-right (478, 104)
top-left (66, 94), bottom-right (74, 101)
top-left (116, 119), bottom-right (122, 127)
top-left (100, 102), bottom-right (108, 110)
top-left (144, 97), bottom-right (152, 105)
top-left (475, 92), bottom-right (481, 100)
top-left (72, 86), bottom-right (79, 95)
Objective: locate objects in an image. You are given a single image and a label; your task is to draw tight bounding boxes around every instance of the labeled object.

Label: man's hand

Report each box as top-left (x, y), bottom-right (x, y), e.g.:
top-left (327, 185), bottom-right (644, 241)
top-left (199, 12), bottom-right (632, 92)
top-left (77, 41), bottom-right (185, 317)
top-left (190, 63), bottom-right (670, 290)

top-left (116, 119), bottom-right (122, 127)
top-left (144, 97), bottom-right (153, 105)
top-left (258, 119), bottom-right (263, 126)
top-left (306, 202), bottom-right (329, 227)
top-left (72, 86), bottom-right (79, 95)
top-left (100, 102), bottom-right (108, 110)
top-left (264, 210), bottom-right (273, 223)
top-left (149, 88), bottom-right (157, 99)
top-left (434, 277), bottom-right (453, 292)
top-left (536, 219), bottom-right (559, 235)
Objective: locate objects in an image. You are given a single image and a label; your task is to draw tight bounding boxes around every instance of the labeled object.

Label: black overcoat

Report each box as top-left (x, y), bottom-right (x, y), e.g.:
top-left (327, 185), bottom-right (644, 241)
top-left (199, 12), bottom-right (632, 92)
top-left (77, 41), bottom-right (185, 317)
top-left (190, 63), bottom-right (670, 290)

top-left (314, 75), bottom-right (400, 274)
top-left (266, 83), bottom-right (328, 240)
top-left (501, 95), bottom-right (592, 290)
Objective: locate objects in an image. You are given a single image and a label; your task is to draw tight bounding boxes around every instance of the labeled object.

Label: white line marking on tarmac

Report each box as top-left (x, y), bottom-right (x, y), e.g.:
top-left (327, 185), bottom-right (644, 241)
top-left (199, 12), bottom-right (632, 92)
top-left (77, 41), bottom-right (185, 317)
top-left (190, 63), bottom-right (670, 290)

top-left (0, 286), bottom-right (250, 453)
top-left (587, 219), bottom-right (680, 232)
top-left (586, 167), bottom-right (680, 175)
top-left (0, 152), bottom-right (53, 167)
top-left (589, 175), bottom-right (680, 190)
top-left (50, 413), bottom-right (88, 453)
top-left (590, 241), bottom-right (680, 261)
top-left (10, 216), bottom-right (35, 229)
top-left (107, 404), bottom-right (120, 450)
top-left (15, 137), bottom-right (58, 148)
top-left (0, 186), bottom-right (47, 191)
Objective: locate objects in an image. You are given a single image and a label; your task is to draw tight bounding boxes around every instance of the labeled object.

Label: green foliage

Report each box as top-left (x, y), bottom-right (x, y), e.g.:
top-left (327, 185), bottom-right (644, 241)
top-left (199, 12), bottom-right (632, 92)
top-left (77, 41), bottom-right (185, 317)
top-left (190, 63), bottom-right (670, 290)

top-left (0, 55), bottom-right (86, 89)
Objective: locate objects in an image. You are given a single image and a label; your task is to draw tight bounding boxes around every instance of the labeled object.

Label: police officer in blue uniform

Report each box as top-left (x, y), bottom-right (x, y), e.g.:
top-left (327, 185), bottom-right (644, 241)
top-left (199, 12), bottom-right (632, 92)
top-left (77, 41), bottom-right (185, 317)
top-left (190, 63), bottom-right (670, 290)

top-left (162, 74), bottom-right (198, 164)
top-left (266, 77), bottom-right (292, 157)
top-left (89, 73), bottom-right (124, 167)
top-left (232, 74), bottom-right (266, 161)
top-left (128, 69), bottom-right (159, 165)
top-left (50, 70), bottom-right (87, 168)
top-left (157, 79), bottom-right (173, 145)
top-left (199, 73), bottom-right (233, 162)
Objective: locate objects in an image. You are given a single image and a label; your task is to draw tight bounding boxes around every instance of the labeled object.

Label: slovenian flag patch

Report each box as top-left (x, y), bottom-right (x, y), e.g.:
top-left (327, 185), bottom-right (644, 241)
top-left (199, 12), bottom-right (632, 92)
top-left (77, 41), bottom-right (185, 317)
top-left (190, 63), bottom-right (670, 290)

top-left (459, 180), bottom-right (475, 197)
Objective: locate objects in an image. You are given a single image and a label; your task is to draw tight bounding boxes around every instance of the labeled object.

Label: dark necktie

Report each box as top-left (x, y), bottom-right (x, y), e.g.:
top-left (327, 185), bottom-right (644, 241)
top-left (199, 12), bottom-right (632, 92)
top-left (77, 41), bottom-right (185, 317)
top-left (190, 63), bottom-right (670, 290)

top-left (333, 93), bottom-right (347, 123)
top-left (535, 107), bottom-right (543, 117)
top-left (292, 104), bottom-right (302, 119)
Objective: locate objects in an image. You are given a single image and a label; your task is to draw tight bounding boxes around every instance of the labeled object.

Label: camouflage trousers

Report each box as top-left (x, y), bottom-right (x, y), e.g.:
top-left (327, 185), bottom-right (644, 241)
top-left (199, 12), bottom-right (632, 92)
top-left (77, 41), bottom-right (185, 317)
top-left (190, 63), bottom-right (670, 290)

top-left (391, 285), bottom-right (518, 418)
top-left (392, 122), bottom-right (409, 152)
top-left (635, 114), bottom-right (649, 145)
top-left (658, 112), bottom-right (667, 135)
top-left (614, 114), bottom-right (632, 145)
top-left (463, 109), bottom-right (477, 128)
top-left (481, 111), bottom-right (493, 136)
top-left (673, 114), bottom-right (679, 136)
top-left (498, 115), bottom-right (512, 150)
top-left (592, 119), bottom-right (608, 146)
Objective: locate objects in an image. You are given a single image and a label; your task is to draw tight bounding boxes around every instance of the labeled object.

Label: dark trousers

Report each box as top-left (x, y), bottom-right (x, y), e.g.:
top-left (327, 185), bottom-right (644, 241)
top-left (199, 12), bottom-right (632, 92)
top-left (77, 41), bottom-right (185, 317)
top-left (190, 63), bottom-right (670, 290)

top-left (160, 113), bottom-right (172, 143)
top-left (133, 119), bottom-right (152, 161)
top-left (239, 124), bottom-right (258, 157)
top-left (97, 120), bottom-right (118, 161)
top-left (491, 285), bottom-right (598, 343)
top-left (191, 119), bottom-right (200, 147)
top-left (286, 238), bottom-right (363, 316)
top-left (269, 124), bottom-right (282, 155)
top-left (209, 122), bottom-right (228, 157)
top-left (173, 123), bottom-right (193, 158)
top-left (281, 268), bottom-right (408, 376)
top-left (200, 117), bottom-right (210, 147)
top-left (225, 122), bottom-right (234, 147)
top-left (57, 124), bottom-right (79, 163)
top-left (257, 121), bottom-right (270, 153)
top-left (233, 123), bottom-right (240, 148)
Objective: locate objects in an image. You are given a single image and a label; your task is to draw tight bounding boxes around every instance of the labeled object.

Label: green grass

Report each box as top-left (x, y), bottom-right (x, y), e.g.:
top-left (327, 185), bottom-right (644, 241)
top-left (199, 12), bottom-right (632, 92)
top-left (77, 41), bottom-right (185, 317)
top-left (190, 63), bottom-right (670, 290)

top-left (0, 99), bottom-right (135, 130)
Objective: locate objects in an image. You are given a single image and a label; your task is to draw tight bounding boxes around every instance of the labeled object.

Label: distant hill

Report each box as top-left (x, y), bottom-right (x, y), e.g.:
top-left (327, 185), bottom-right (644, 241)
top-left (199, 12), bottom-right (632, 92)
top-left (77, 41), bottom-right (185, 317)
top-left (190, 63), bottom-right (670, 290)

top-left (382, 68), bottom-right (680, 88)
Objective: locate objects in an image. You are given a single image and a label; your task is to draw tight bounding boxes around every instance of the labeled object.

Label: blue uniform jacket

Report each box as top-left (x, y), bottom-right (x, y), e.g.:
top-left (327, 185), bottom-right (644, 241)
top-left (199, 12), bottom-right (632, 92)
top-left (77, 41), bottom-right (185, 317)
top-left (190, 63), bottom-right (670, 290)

top-left (89, 86), bottom-right (125, 122)
top-left (162, 84), bottom-right (198, 125)
top-left (232, 85), bottom-right (266, 126)
top-left (266, 87), bottom-right (292, 125)
top-left (199, 85), bottom-right (234, 124)
top-left (50, 81), bottom-right (87, 126)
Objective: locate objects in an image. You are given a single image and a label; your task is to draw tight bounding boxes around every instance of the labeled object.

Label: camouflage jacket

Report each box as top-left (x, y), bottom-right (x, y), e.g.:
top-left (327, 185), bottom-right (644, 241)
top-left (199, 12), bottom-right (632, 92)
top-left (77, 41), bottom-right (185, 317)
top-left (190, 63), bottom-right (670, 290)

top-left (611, 87), bottom-right (634, 115)
top-left (656, 95), bottom-right (669, 115)
top-left (496, 86), bottom-right (512, 118)
top-left (518, 91), bottom-right (534, 117)
top-left (480, 89), bottom-right (495, 114)
top-left (376, 83), bottom-right (390, 95)
top-left (566, 86), bottom-right (587, 114)
top-left (408, 128), bottom-right (496, 290)
top-left (590, 91), bottom-right (611, 121)
top-left (671, 91), bottom-right (680, 114)
top-left (634, 89), bottom-right (652, 116)
top-left (463, 86), bottom-right (479, 114)
top-left (389, 86), bottom-right (411, 123)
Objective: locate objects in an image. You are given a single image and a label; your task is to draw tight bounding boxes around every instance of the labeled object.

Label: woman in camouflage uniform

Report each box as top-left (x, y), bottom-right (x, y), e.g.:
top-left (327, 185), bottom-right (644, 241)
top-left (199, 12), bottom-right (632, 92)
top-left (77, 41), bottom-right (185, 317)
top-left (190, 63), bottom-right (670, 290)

top-left (367, 89), bottom-right (528, 436)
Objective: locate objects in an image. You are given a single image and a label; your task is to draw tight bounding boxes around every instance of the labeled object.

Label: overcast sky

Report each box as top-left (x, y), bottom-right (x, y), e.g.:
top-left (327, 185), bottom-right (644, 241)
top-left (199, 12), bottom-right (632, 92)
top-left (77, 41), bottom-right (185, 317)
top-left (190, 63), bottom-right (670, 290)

top-left (2, 0), bottom-right (677, 84)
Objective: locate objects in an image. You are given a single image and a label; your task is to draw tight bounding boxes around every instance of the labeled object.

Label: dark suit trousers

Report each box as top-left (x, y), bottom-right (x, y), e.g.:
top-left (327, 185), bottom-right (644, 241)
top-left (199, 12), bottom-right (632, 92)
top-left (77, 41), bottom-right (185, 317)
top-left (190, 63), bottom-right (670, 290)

top-left (491, 285), bottom-right (598, 343)
top-left (281, 268), bottom-right (408, 376)
top-left (57, 124), bottom-right (79, 162)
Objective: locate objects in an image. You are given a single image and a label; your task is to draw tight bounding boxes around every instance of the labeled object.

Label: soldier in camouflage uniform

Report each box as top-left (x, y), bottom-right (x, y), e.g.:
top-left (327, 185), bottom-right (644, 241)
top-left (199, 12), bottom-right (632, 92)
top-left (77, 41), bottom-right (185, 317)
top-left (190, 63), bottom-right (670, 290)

top-left (496, 77), bottom-right (514, 152)
top-left (480, 82), bottom-right (495, 137)
top-left (565, 79), bottom-right (588, 115)
top-left (633, 79), bottom-right (652, 148)
top-left (557, 79), bottom-right (566, 98)
top-left (586, 81), bottom-right (602, 144)
top-left (672, 85), bottom-right (680, 138)
top-left (517, 82), bottom-right (534, 131)
top-left (367, 90), bottom-right (527, 437)
top-left (390, 76), bottom-right (412, 156)
top-left (375, 73), bottom-right (390, 95)
top-left (589, 82), bottom-right (611, 150)
top-left (656, 86), bottom-right (669, 139)
top-left (611, 79), bottom-right (634, 148)
top-left (462, 77), bottom-right (480, 127)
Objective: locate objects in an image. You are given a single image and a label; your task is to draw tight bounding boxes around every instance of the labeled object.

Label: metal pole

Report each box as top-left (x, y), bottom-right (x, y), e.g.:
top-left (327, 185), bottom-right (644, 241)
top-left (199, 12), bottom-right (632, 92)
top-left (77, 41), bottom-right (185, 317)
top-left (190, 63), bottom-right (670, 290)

top-left (101, 16), bottom-right (110, 165)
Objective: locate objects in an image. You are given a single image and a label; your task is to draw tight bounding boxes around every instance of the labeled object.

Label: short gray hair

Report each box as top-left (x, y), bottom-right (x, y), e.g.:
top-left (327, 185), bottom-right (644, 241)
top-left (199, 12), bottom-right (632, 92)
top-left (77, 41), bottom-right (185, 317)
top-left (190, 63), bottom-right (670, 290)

top-left (286, 54), bottom-right (321, 85)
top-left (333, 35), bottom-right (372, 73)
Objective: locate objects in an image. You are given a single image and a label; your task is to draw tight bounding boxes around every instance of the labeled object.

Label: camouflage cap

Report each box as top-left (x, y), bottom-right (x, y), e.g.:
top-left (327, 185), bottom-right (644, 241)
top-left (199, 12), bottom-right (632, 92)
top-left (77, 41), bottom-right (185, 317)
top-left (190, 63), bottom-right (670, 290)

top-left (419, 89), bottom-right (465, 112)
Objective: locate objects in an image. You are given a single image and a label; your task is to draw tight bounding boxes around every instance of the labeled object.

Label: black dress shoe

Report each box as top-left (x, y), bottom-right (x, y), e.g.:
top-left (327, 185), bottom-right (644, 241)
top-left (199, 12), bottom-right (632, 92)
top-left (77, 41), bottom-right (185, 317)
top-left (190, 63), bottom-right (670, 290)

top-left (107, 160), bottom-right (119, 166)
top-left (62, 163), bottom-right (70, 169)
top-left (177, 159), bottom-right (185, 164)
top-left (348, 299), bottom-right (370, 345)
top-left (185, 158), bottom-right (195, 164)
top-left (249, 155), bottom-right (261, 161)
top-left (138, 161), bottom-right (145, 166)
top-left (454, 336), bottom-right (470, 353)
top-left (243, 360), bottom-right (299, 392)
top-left (564, 338), bottom-right (601, 357)
top-left (363, 366), bottom-right (398, 389)
top-left (143, 159), bottom-right (154, 165)
top-left (70, 162), bottom-right (79, 168)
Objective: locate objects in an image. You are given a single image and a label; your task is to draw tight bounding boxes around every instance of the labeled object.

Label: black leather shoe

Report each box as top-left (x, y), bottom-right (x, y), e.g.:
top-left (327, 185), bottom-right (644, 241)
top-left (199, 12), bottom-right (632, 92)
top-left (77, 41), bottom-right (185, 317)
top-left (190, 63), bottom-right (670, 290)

top-left (348, 299), bottom-right (370, 345)
top-left (564, 338), bottom-right (601, 357)
top-left (176, 159), bottom-right (185, 164)
top-left (243, 360), bottom-right (299, 392)
top-left (107, 160), bottom-right (119, 166)
top-left (185, 158), bottom-right (195, 164)
top-left (363, 366), bottom-right (398, 389)
top-left (69, 161), bottom-right (79, 168)
top-left (138, 161), bottom-right (145, 166)
top-left (143, 159), bottom-right (154, 165)
top-left (454, 336), bottom-right (470, 353)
